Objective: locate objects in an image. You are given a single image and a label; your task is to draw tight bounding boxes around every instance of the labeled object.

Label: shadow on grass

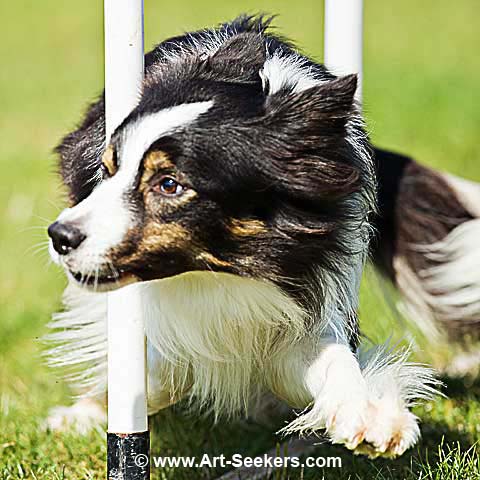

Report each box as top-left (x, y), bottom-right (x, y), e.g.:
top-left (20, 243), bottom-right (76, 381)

top-left (148, 402), bottom-right (478, 480)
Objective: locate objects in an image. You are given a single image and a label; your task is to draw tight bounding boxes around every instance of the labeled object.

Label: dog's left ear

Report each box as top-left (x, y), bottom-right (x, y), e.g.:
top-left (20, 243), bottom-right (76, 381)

top-left (258, 74), bottom-right (363, 200)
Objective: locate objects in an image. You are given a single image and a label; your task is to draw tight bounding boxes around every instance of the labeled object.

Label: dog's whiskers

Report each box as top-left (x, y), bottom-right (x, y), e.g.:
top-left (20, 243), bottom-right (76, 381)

top-left (20, 225), bottom-right (50, 233)
top-left (47, 199), bottom-right (63, 213)
top-left (25, 240), bottom-right (50, 257)
top-left (33, 214), bottom-right (54, 225)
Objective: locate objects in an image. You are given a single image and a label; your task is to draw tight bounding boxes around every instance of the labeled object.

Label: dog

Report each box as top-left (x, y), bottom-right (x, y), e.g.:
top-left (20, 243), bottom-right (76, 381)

top-left (46, 16), bottom-right (441, 458)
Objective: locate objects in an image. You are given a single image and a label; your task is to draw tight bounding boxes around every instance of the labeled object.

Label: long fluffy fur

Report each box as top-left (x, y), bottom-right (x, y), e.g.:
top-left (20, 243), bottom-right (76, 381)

top-left (143, 272), bottom-right (307, 417)
top-left (45, 282), bottom-right (107, 397)
top-left (374, 149), bottom-right (480, 342)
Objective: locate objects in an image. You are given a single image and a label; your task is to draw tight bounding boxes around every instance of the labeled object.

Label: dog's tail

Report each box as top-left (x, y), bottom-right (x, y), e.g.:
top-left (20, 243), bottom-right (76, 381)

top-left (372, 147), bottom-right (480, 342)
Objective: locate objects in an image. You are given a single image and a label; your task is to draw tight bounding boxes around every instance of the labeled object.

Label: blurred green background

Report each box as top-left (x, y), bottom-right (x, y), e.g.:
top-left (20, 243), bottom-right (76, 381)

top-left (0, 1), bottom-right (479, 478)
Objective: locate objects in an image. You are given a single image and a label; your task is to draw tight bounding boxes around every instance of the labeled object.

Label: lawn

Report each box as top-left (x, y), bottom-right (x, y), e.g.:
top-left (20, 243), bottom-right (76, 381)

top-left (0, 0), bottom-right (479, 478)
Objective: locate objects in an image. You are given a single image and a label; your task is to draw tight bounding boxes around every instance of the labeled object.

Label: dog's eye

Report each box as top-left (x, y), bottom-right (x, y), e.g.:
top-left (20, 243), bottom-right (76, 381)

top-left (154, 176), bottom-right (185, 196)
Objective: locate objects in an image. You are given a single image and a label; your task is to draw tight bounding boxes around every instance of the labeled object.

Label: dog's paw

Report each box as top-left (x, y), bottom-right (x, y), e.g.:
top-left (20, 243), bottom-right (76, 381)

top-left (360, 401), bottom-right (420, 458)
top-left (278, 395), bottom-right (368, 449)
top-left (283, 394), bottom-right (420, 458)
top-left (325, 400), bottom-right (369, 450)
top-left (328, 398), bottom-right (420, 458)
top-left (45, 398), bottom-right (106, 434)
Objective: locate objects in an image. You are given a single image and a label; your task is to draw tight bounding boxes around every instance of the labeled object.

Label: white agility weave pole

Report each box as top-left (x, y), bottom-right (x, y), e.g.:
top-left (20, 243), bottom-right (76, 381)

top-left (324, 0), bottom-right (364, 102)
top-left (104, 0), bottom-right (149, 478)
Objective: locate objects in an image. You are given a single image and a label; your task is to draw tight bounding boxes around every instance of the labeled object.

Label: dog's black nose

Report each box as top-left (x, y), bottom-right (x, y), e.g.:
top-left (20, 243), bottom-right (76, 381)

top-left (48, 221), bottom-right (86, 255)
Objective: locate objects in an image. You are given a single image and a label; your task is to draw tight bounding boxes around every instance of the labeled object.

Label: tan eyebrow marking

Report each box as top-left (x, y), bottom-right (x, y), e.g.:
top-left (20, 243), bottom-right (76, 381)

top-left (101, 144), bottom-right (118, 176)
top-left (140, 150), bottom-right (176, 190)
top-left (228, 218), bottom-right (267, 237)
top-left (144, 150), bottom-right (175, 172)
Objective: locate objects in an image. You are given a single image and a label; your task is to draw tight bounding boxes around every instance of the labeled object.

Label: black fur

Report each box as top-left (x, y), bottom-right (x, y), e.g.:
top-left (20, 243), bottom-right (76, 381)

top-left (371, 147), bottom-right (412, 277)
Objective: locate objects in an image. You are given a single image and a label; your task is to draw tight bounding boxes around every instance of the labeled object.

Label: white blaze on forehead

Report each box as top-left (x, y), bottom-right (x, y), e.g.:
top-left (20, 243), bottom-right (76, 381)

top-left (116, 100), bottom-right (213, 180)
top-left (52, 101), bottom-right (213, 274)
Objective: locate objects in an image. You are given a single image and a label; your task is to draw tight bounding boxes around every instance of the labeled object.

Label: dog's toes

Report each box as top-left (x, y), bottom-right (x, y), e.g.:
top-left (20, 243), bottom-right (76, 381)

top-left (326, 403), bottom-right (368, 450)
top-left (357, 402), bottom-right (420, 458)
top-left (45, 398), bottom-right (106, 434)
top-left (326, 399), bottom-right (419, 458)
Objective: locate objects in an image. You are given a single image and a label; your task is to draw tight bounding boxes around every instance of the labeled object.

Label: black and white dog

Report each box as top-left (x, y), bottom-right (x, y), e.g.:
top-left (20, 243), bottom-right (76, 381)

top-left (46, 16), bottom-right (445, 458)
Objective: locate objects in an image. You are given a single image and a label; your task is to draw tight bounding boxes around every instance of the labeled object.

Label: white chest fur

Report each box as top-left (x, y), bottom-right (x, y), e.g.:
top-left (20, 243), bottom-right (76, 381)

top-left (141, 271), bottom-right (306, 416)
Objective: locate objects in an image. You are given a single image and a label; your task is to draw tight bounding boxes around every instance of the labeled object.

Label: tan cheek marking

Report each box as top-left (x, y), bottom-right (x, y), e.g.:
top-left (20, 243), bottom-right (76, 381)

top-left (117, 221), bottom-right (233, 270)
top-left (140, 222), bottom-right (191, 251)
top-left (229, 218), bottom-right (267, 237)
top-left (102, 144), bottom-right (117, 176)
top-left (196, 252), bottom-right (232, 268)
top-left (110, 223), bottom-right (232, 271)
top-left (111, 222), bottom-right (191, 265)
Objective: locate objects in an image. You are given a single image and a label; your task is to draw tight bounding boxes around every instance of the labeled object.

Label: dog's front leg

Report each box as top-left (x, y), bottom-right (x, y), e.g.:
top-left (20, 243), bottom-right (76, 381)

top-left (272, 335), bottom-right (422, 458)
top-left (278, 340), bottom-right (370, 448)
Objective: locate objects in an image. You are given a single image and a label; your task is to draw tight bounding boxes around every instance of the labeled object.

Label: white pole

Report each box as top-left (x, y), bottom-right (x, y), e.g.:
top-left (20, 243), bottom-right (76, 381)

top-left (324, 0), bottom-right (364, 102)
top-left (104, 0), bottom-right (149, 478)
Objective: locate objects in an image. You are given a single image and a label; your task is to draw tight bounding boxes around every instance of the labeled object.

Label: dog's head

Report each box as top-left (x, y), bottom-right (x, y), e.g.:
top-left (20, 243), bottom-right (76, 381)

top-left (49, 22), bottom-right (374, 292)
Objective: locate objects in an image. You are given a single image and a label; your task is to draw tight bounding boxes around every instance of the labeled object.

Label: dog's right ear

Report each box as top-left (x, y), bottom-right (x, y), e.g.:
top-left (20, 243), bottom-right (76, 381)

top-left (256, 74), bottom-right (364, 201)
top-left (263, 74), bottom-right (358, 136)
top-left (56, 96), bottom-right (106, 205)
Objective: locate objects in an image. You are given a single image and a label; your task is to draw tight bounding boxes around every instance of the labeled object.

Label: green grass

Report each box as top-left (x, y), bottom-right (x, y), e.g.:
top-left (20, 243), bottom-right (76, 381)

top-left (1, 0), bottom-right (479, 478)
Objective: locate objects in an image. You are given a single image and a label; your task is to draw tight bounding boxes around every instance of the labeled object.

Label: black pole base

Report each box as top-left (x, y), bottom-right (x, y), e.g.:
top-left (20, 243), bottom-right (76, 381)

top-left (107, 431), bottom-right (150, 479)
